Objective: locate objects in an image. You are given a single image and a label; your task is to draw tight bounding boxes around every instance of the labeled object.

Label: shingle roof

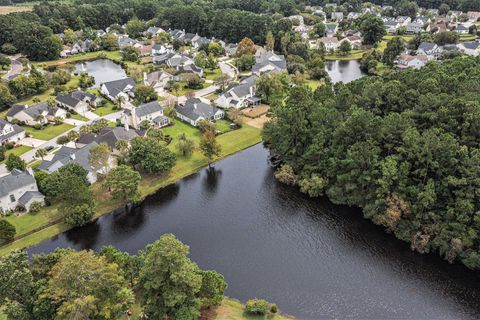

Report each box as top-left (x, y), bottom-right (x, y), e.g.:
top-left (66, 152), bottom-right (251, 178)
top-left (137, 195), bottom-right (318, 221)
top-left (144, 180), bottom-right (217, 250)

top-left (18, 191), bottom-right (44, 205)
top-left (418, 42), bottom-right (437, 52)
top-left (56, 90), bottom-right (99, 108)
top-left (126, 101), bottom-right (163, 118)
top-left (0, 119), bottom-right (25, 142)
top-left (38, 142), bottom-right (99, 174)
top-left (102, 78), bottom-right (136, 98)
top-left (177, 98), bottom-right (221, 121)
top-left (252, 52), bottom-right (287, 74)
top-left (0, 170), bottom-right (36, 198)
top-left (95, 127), bottom-right (141, 149)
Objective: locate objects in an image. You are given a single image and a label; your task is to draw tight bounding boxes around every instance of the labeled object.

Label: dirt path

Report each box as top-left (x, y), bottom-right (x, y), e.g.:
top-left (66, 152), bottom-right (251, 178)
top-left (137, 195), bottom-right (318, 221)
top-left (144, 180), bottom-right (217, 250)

top-left (241, 114), bottom-right (269, 129)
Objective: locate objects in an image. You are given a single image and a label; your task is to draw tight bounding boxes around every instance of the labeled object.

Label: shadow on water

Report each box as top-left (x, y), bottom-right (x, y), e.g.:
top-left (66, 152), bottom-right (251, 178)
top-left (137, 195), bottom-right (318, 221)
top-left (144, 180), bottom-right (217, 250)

top-left (29, 144), bottom-right (480, 319)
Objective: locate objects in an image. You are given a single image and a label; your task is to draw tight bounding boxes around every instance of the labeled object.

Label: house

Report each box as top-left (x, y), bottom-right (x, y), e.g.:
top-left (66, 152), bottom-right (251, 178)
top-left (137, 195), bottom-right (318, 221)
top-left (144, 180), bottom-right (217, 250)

top-left (56, 90), bottom-right (103, 114)
top-left (325, 23), bottom-right (338, 37)
top-left (191, 36), bottom-right (211, 49)
top-left (417, 42), bottom-right (442, 57)
top-left (176, 98), bottom-right (224, 126)
top-left (153, 52), bottom-right (194, 68)
top-left (118, 36), bottom-right (138, 48)
top-left (168, 29), bottom-right (186, 40)
top-left (331, 12), bottom-right (344, 22)
top-left (0, 169), bottom-right (44, 212)
top-left (448, 11), bottom-right (463, 20)
top-left (225, 43), bottom-right (237, 57)
top-left (252, 52), bottom-right (287, 75)
top-left (121, 101), bottom-right (169, 129)
top-left (139, 45), bottom-right (152, 57)
top-left (177, 64), bottom-right (204, 77)
top-left (100, 78), bottom-right (136, 102)
top-left (38, 142), bottom-right (105, 183)
top-left (428, 9), bottom-right (439, 16)
top-left (340, 36), bottom-right (362, 49)
top-left (151, 44), bottom-right (171, 55)
top-left (96, 30), bottom-right (106, 37)
top-left (455, 24), bottom-right (469, 34)
top-left (6, 102), bottom-right (66, 127)
top-left (215, 76), bottom-right (260, 109)
top-left (145, 26), bottom-right (165, 37)
top-left (396, 16), bottom-right (412, 26)
top-left (384, 21), bottom-right (399, 33)
top-left (467, 11), bottom-right (480, 21)
top-left (347, 12), bottom-right (360, 20)
top-left (92, 126), bottom-right (144, 150)
top-left (396, 54), bottom-right (429, 70)
top-left (143, 71), bottom-right (175, 93)
top-left (414, 16), bottom-right (431, 26)
top-left (457, 41), bottom-right (480, 56)
top-left (0, 119), bottom-right (25, 144)
top-left (407, 22), bottom-right (423, 34)
top-left (319, 37), bottom-right (339, 51)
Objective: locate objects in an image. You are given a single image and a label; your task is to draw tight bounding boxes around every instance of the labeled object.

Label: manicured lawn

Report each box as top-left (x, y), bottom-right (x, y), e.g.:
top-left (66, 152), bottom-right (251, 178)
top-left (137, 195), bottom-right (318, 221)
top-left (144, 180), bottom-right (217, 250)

top-left (205, 93), bottom-right (219, 101)
top-left (171, 82), bottom-right (212, 96)
top-left (325, 49), bottom-right (366, 60)
top-left (93, 102), bottom-right (117, 116)
top-left (205, 68), bottom-right (222, 80)
top-left (0, 124), bottom-right (262, 255)
top-left (70, 113), bottom-right (89, 121)
top-left (162, 119), bottom-right (202, 144)
top-left (23, 123), bottom-right (74, 140)
top-left (6, 145), bottom-right (32, 157)
top-left (216, 119), bottom-right (233, 133)
top-left (202, 298), bottom-right (293, 320)
top-left (383, 35), bottom-right (414, 41)
top-left (33, 50), bottom-right (122, 67)
top-left (459, 34), bottom-right (479, 41)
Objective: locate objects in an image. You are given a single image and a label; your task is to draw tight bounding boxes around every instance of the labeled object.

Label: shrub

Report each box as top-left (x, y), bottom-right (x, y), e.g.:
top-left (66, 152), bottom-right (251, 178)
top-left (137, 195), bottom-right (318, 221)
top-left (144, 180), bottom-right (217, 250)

top-left (29, 201), bottom-right (43, 214)
top-left (4, 142), bottom-right (14, 150)
top-left (274, 165), bottom-right (297, 186)
top-left (34, 124), bottom-right (42, 130)
top-left (245, 299), bottom-right (270, 316)
top-left (0, 220), bottom-right (15, 244)
top-left (66, 112), bottom-right (71, 118)
top-left (56, 135), bottom-right (70, 145)
top-left (270, 304), bottom-right (278, 313)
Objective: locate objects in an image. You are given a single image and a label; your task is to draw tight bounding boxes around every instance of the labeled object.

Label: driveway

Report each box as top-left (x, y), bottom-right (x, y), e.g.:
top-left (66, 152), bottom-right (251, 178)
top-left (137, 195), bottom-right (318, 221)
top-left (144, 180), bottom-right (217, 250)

top-left (2, 57), bottom-right (23, 81)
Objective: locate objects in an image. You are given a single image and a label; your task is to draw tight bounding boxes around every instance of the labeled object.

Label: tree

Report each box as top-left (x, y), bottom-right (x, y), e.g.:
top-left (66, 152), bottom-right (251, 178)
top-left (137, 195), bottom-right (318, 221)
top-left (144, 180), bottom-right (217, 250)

top-left (101, 34), bottom-right (119, 51)
top-left (0, 53), bottom-right (10, 70)
top-left (129, 137), bottom-right (176, 174)
top-left (35, 148), bottom-right (48, 160)
top-left (6, 154), bottom-right (26, 172)
top-left (338, 40), bottom-right (352, 55)
top-left (79, 72), bottom-right (95, 89)
top-left (134, 85), bottom-right (158, 104)
top-left (245, 299), bottom-right (270, 316)
top-left (236, 37), bottom-right (256, 57)
top-left (67, 130), bottom-right (79, 142)
top-left (88, 142), bottom-right (111, 175)
top-left (176, 133), bottom-right (195, 157)
top-left (358, 14), bottom-right (386, 45)
top-left (103, 165), bottom-right (141, 202)
top-left (382, 37), bottom-right (405, 66)
top-left (397, 0), bottom-right (418, 18)
top-left (255, 72), bottom-right (290, 105)
top-left (138, 234), bottom-right (203, 320)
top-left (121, 46), bottom-right (140, 62)
top-left (194, 51), bottom-right (208, 68)
top-left (311, 22), bottom-right (326, 38)
top-left (207, 42), bottom-right (224, 57)
top-left (236, 54), bottom-right (256, 71)
top-left (44, 250), bottom-right (134, 319)
top-left (0, 85), bottom-right (15, 110)
top-left (198, 270), bottom-right (227, 308)
top-left (0, 220), bottom-right (15, 243)
top-left (265, 31), bottom-right (275, 51)
top-left (125, 18), bottom-right (146, 38)
top-left (199, 130), bottom-right (221, 168)
top-left (434, 31), bottom-right (459, 46)
top-left (439, 3), bottom-right (450, 15)
top-left (63, 28), bottom-right (76, 44)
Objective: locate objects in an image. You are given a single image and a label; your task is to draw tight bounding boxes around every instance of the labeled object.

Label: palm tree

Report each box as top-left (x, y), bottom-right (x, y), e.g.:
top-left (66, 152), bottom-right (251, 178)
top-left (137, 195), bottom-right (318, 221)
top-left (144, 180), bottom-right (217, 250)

top-left (35, 148), bottom-right (47, 160)
top-left (115, 96), bottom-right (125, 110)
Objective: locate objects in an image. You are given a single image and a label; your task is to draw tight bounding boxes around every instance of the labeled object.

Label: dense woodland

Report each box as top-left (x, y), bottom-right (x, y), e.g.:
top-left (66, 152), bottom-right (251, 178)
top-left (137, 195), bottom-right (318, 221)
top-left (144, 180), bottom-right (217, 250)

top-left (264, 57), bottom-right (480, 269)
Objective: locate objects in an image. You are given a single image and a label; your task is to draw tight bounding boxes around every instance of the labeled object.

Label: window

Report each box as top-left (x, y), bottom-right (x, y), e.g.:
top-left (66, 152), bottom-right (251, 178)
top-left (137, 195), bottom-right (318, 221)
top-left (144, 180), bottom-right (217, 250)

top-left (9, 194), bottom-right (15, 203)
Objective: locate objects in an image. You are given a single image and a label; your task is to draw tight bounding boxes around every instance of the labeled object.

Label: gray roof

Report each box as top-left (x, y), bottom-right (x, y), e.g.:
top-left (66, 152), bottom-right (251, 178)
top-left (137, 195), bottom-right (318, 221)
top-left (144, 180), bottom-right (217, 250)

top-left (7, 102), bottom-right (58, 119)
top-left (38, 142), bottom-right (99, 174)
top-left (227, 75), bottom-right (257, 98)
top-left (177, 64), bottom-right (203, 75)
top-left (326, 23), bottom-right (337, 31)
top-left (126, 101), bottom-right (163, 118)
top-left (6, 104), bottom-right (25, 118)
top-left (456, 24), bottom-right (468, 31)
top-left (18, 191), bottom-right (44, 205)
top-left (56, 90), bottom-right (99, 108)
top-left (0, 119), bottom-right (25, 143)
top-left (95, 127), bottom-right (142, 149)
top-left (252, 52), bottom-right (287, 74)
top-left (0, 169), bottom-right (36, 198)
top-left (462, 41), bottom-right (480, 49)
top-left (102, 78), bottom-right (136, 98)
top-left (418, 42), bottom-right (437, 52)
top-left (177, 98), bottom-right (221, 121)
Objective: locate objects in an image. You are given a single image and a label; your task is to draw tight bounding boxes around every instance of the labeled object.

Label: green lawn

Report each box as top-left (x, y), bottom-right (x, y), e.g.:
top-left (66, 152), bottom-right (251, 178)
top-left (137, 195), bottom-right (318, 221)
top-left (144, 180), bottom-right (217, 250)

top-left (459, 34), bottom-right (479, 41)
top-left (205, 68), bottom-right (222, 80)
top-left (307, 79), bottom-right (324, 90)
top-left (5, 145), bottom-right (32, 158)
top-left (203, 298), bottom-right (293, 320)
top-left (93, 101), bottom-right (117, 116)
top-left (17, 76), bottom-right (81, 105)
top-left (325, 49), bottom-right (366, 60)
top-left (70, 113), bottom-right (89, 121)
top-left (216, 119), bottom-right (233, 133)
top-left (383, 35), bottom-right (414, 41)
top-left (171, 82), bottom-right (212, 96)
top-left (33, 51), bottom-right (122, 67)
top-left (0, 124), bottom-right (262, 256)
top-left (23, 123), bottom-right (74, 140)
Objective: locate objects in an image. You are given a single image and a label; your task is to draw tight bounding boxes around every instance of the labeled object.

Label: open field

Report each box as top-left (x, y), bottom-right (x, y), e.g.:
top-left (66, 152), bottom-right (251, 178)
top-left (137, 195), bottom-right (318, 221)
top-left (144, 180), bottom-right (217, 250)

top-left (0, 6), bottom-right (32, 15)
top-left (0, 124), bottom-right (262, 255)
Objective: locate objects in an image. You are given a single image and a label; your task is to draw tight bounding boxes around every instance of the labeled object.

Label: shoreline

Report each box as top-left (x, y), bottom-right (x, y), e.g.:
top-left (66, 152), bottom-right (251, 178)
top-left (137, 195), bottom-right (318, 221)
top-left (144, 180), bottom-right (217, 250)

top-left (0, 126), bottom-right (262, 255)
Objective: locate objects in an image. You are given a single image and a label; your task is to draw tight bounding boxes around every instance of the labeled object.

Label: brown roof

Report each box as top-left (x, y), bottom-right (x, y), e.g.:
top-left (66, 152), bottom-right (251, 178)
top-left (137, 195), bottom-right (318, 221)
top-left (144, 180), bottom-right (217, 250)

top-left (319, 37), bottom-right (339, 43)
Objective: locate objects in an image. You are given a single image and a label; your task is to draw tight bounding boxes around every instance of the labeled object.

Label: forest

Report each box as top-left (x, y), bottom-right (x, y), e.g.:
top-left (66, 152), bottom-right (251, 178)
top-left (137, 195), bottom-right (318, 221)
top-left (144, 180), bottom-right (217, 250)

top-left (263, 56), bottom-right (480, 269)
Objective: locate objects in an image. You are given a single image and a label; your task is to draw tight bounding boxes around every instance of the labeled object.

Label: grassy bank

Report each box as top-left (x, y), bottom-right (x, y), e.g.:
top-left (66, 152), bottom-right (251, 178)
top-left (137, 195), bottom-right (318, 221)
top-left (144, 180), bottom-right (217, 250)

top-left (325, 49), bottom-right (365, 60)
top-left (202, 298), bottom-right (293, 320)
top-left (0, 125), bottom-right (262, 256)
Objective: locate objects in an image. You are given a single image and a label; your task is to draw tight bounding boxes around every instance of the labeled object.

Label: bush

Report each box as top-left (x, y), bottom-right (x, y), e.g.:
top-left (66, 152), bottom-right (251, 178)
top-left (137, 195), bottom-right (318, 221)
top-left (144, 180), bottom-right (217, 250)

top-left (245, 299), bottom-right (270, 316)
top-left (64, 203), bottom-right (94, 227)
top-left (0, 220), bottom-right (15, 244)
top-left (274, 165), bottom-right (297, 186)
top-left (29, 201), bottom-right (43, 214)
top-left (56, 135), bottom-right (70, 145)
top-left (4, 142), bottom-right (14, 150)
top-left (34, 124), bottom-right (42, 130)
top-left (270, 304), bottom-right (278, 314)
top-left (66, 112), bottom-right (71, 118)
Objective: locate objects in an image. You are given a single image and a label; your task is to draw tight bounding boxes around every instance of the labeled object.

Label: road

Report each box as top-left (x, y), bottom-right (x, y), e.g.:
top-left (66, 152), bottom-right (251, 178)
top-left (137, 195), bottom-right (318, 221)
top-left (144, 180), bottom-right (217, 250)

top-left (2, 56), bottom-right (23, 81)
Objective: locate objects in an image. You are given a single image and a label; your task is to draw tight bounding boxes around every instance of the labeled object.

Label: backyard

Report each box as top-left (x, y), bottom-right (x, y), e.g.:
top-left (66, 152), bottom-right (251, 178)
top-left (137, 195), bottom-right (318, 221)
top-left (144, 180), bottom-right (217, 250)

top-left (23, 123), bottom-right (75, 140)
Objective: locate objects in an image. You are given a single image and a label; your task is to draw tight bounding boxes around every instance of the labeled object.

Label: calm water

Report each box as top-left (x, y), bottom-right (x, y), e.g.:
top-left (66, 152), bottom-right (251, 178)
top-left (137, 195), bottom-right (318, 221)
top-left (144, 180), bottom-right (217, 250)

top-left (29, 145), bottom-right (480, 319)
top-left (325, 60), bottom-right (365, 83)
top-left (74, 59), bottom-right (127, 88)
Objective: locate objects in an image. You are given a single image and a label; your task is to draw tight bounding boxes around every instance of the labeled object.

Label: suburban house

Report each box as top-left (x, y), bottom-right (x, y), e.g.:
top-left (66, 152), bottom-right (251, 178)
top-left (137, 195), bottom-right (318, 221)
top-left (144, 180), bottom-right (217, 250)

top-left (396, 54), bottom-right (429, 70)
top-left (145, 26), bottom-right (165, 37)
top-left (38, 142), bottom-right (106, 183)
top-left (168, 29), bottom-right (186, 40)
top-left (319, 37), bottom-right (339, 51)
top-left (417, 42), bottom-right (442, 57)
top-left (252, 52), bottom-right (287, 75)
top-left (384, 20), bottom-right (400, 33)
top-left (96, 29), bottom-right (106, 37)
top-left (100, 78), bottom-right (136, 102)
top-left (225, 43), bottom-right (237, 57)
top-left (56, 90), bottom-right (103, 114)
top-left (457, 41), bottom-right (480, 56)
top-left (455, 24), bottom-right (469, 34)
top-left (177, 64), bottom-right (204, 77)
top-left (118, 36), bottom-right (138, 49)
top-left (143, 71), bottom-right (175, 93)
top-left (93, 126), bottom-right (143, 150)
top-left (176, 98), bottom-right (224, 127)
top-left (215, 75), bottom-right (260, 109)
top-left (467, 11), bottom-right (480, 22)
top-left (407, 22), bottom-right (423, 34)
top-left (414, 16), bottom-right (431, 26)
top-left (331, 12), bottom-right (344, 22)
top-left (152, 52), bottom-right (194, 67)
top-left (0, 119), bottom-right (25, 144)
top-left (447, 11), bottom-right (463, 20)
top-left (325, 23), bottom-right (338, 37)
top-left (151, 44), bottom-right (171, 55)
top-left (347, 12), bottom-right (360, 20)
top-left (121, 101), bottom-right (169, 129)
top-left (395, 16), bottom-right (412, 26)
top-left (6, 102), bottom-right (66, 127)
top-left (0, 169), bottom-right (44, 213)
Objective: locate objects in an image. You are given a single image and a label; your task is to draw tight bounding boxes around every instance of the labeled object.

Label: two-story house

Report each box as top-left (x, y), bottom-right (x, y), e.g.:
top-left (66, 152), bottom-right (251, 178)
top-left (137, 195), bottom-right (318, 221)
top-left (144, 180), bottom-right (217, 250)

top-left (56, 90), bottom-right (103, 114)
top-left (0, 119), bottom-right (25, 144)
top-left (215, 76), bottom-right (260, 109)
top-left (121, 101), bottom-right (169, 129)
top-left (176, 98), bottom-right (224, 127)
top-left (7, 102), bottom-right (66, 127)
top-left (0, 169), bottom-right (44, 212)
top-left (100, 78), bottom-right (136, 102)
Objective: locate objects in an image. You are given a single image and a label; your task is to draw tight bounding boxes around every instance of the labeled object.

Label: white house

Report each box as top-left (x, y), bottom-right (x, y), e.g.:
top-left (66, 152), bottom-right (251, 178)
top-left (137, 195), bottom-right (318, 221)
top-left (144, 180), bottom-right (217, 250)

top-left (252, 52), bottom-right (287, 75)
top-left (325, 23), bottom-right (338, 37)
top-left (143, 71), bottom-right (175, 93)
top-left (151, 44), bottom-right (171, 55)
top-left (176, 98), bottom-right (224, 127)
top-left (6, 102), bottom-right (66, 127)
top-left (331, 12), bottom-right (344, 22)
top-left (100, 78), bottom-right (136, 102)
top-left (406, 22), bottom-right (423, 34)
top-left (417, 42), bottom-right (442, 57)
top-left (319, 37), bottom-right (339, 51)
top-left (56, 90), bottom-right (103, 114)
top-left (145, 26), bottom-right (165, 37)
top-left (215, 76), bottom-right (260, 109)
top-left (457, 41), bottom-right (480, 56)
top-left (455, 24), bottom-right (469, 34)
top-left (396, 54), bottom-right (429, 70)
top-left (121, 101), bottom-right (169, 129)
top-left (467, 11), bottom-right (480, 22)
top-left (0, 119), bottom-right (25, 144)
top-left (0, 169), bottom-right (44, 213)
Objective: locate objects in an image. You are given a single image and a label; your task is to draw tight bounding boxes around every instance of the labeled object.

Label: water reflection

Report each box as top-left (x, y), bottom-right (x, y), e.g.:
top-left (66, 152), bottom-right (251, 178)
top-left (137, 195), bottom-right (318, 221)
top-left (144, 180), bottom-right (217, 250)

top-left (325, 59), bottom-right (365, 83)
top-left (203, 167), bottom-right (222, 194)
top-left (74, 59), bottom-right (127, 88)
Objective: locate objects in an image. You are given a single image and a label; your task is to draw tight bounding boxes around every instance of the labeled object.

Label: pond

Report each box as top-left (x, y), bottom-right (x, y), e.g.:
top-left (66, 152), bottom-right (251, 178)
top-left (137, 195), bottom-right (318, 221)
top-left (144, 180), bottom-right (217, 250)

top-left (74, 59), bottom-right (127, 88)
top-left (29, 145), bottom-right (480, 319)
top-left (325, 59), bottom-right (365, 83)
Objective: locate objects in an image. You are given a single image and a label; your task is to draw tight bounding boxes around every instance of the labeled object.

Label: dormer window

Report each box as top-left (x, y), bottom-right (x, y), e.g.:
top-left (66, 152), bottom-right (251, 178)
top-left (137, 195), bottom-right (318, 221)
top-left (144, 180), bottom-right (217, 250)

top-left (9, 194), bottom-right (15, 203)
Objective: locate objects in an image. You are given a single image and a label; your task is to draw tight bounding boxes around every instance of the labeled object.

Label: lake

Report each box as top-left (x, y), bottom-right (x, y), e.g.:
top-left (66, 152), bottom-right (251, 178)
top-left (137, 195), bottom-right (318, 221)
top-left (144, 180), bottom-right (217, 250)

top-left (74, 59), bottom-right (127, 88)
top-left (325, 60), bottom-right (365, 83)
top-left (29, 145), bottom-right (480, 319)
